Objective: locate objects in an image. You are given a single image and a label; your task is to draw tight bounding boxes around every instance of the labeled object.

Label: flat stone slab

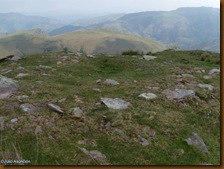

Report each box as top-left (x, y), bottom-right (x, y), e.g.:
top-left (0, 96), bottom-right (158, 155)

top-left (81, 148), bottom-right (107, 162)
top-left (185, 132), bottom-right (209, 153)
top-left (209, 68), bottom-right (220, 75)
top-left (20, 103), bottom-right (37, 113)
top-left (0, 75), bottom-right (19, 99)
top-left (198, 84), bottom-right (213, 91)
top-left (138, 93), bottom-right (157, 99)
top-left (101, 98), bottom-right (131, 110)
top-left (16, 73), bottom-right (30, 78)
top-left (71, 107), bottom-right (83, 118)
top-left (143, 55), bottom-right (157, 60)
top-left (162, 89), bottom-right (195, 100)
top-left (103, 79), bottom-right (119, 85)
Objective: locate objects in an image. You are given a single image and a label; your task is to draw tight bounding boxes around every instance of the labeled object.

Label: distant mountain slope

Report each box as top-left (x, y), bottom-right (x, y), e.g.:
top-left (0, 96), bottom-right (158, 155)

top-left (0, 29), bottom-right (166, 57)
top-left (86, 7), bottom-right (220, 52)
top-left (49, 25), bottom-right (83, 36)
top-left (0, 13), bottom-right (62, 34)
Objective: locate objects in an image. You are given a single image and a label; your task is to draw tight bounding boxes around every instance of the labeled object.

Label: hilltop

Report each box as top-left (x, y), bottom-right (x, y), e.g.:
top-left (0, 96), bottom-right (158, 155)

top-left (0, 49), bottom-right (220, 165)
top-left (0, 29), bottom-right (166, 58)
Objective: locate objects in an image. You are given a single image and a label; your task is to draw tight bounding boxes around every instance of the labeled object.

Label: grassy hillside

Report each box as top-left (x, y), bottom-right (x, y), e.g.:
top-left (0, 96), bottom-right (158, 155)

top-left (0, 50), bottom-right (220, 165)
top-left (54, 30), bottom-right (166, 54)
top-left (0, 29), bottom-right (166, 57)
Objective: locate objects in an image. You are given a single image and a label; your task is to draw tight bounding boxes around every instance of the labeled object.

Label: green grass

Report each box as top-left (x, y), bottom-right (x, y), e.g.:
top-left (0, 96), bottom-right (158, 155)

top-left (0, 50), bottom-right (220, 165)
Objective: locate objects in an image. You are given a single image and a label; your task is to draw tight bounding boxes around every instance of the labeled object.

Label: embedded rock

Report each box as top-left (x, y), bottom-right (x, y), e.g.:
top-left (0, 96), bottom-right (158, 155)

top-left (20, 103), bottom-right (37, 113)
top-left (162, 89), bottom-right (195, 100)
top-left (0, 75), bottom-right (19, 99)
top-left (103, 79), bottom-right (119, 85)
top-left (47, 103), bottom-right (65, 114)
top-left (138, 93), bottom-right (157, 100)
top-left (101, 98), bottom-right (130, 110)
top-left (143, 55), bottom-right (157, 60)
top-left (198, 84), bottom-right (214, 91)
top-left (81, 148), bottom-right (107, 162)
top-left (185, 132), bottom-right (209, 153)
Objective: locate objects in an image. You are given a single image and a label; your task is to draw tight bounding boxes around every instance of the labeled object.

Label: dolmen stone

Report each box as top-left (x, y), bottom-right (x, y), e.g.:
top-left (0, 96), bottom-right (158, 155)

top-left (101, 98), bottom-right (131, 110)
top-left (0, 75), bottom-right (19, 99)
top-left (162, 89), bottom-right (195, 100)
top-left (143, 55), bottom-right (157, 60)
top-left (138, 93), bottom-right (157, 99)
top-left (185, 132), bottom-right (209, 153)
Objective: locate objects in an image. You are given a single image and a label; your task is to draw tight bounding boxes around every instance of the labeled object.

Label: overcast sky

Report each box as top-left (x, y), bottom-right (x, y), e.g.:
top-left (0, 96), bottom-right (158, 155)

top-left (0, 0), bottom-right (220, 16)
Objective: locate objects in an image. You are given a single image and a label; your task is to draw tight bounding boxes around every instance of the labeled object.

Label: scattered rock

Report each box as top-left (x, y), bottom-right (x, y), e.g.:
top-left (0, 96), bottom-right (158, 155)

top-left (0, 117), bottom-right (5, 131)
top-left (162, 89), bottom-right (195, 100)
top-left (198, 84), bottom-right (214, 91)
top-left (203, 75), bottom-right (212, 80)
top-left (185, 132), bottom-right (209, 153)
top-left (138, 93), bottom-right (157, 100)
top-left (39, 65), bottom-right (52, 69)
top-left (20, 103), bottom-right (37, 113)
top-left (58, 98), bottom-right (66, 103)
top-left (2, 102), bottom-right (19, 111)
top-left (93, 88), bottom-right (101, 92)
top-left (10, 55), bottom-right (21, 61)
top-left (143, 55), bottom-right (157, 60)
top-left (34, 125), bottom-right (42, 135)
top-left (1, 69), bottom-right (12, 75)
top-left (44, 121), bottom-right (54, 128)
top-left (101, 98), bottom-right (131, 110)
top-left (71, 107), bottom-right (83, 118)
top-left (17, 66), bottom-right (25, 70)
top-left (209, 68), bottom-right (220, 75)
top-left (103, 79), bottom-right (119, 85)
top-left (140, 138), bottom-right (149, 146)
top-left (86, 54), bottom-right (95, 58)
top-left (96, 79), bottom-right (102, 83)
top-left (146, 86), bottom-right (160, 90)
top-left (16, 73), bottom-right (29, 78)
top-left (0, 75), bottom-right (19, 99)
top-left (195, 70), bottom-right (205, 74)
top-left (16, 95), bottom-right (29, 101)
top-left (81, 148), bottom-right (107, 162)
top-left (182, 74), bottom-right (194, 78)
top-left (47, 103), bottom-right (65, 114)
top-left (10, 118), bottom-right (18, 124)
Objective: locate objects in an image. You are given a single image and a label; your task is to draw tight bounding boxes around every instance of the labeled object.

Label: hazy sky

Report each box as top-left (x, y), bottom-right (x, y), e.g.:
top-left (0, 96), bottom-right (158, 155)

top-left (0, 0), bottom-right (220, 16)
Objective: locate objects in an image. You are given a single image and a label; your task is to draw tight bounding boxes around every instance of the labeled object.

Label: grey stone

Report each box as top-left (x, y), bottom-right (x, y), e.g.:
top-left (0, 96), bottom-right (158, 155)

top-left (101, 98), bottom-right (131, 110)
top-left (47, 103), bottom-right (65, 114)
top-left (103, 79), bottom-right (119, 85)
top-left (198, 84), bottom-right (214, 91)
top-left (0, 75), bottom-right (19, 99)
top-left (81, 148), bottom-right (107, 162)
top-left (16, 73), bottom-right (29, 78)
top-left (10, 118), bottom-right (18, 124)
top-left (143, 55), bottom-right (157, 60)
top-left (185, 132), bottom-right (209, 153)
top-left (20, 103), bottom-right (37, 113)
top-left (58, 98), bottom-right (66, 103)
top-left (209, 68), bottom-right (220, 75)
top-left (39, 65), bottom-right (52, 69)
top-left (71, 107), bottom-right (83, 118)
top-left (182, 74), bottom-right (194, 78)
top-left (34, 125), bottom-right (42, 135)
top-left (96, 79), bottom-right (102, 83)
top-left (140, 138), bottom-right (149, 146)
top-left (10, 55), bottom-right (21, 61)
top-left (16, 95), bottom-right (29, 100)
top-left (146, 86), bottom-right (160, 90)
top-left (162, 89), bottom-right (195, 100)
top-left (203, 75), bottom-right (212, 79)
top-left (0, 117), bottom-right (5, 131)
top-left (1, 69), bottom-right (12, 75)
top-left (138, 93), bottom-right (157, 99)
